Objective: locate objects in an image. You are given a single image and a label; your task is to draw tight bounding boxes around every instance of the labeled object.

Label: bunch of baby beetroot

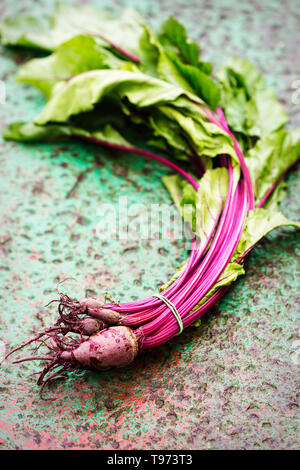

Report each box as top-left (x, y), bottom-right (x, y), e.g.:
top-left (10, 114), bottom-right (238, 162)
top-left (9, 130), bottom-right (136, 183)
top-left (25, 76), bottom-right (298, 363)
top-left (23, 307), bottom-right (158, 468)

top-left (0, 3), bottom-right (299, 397)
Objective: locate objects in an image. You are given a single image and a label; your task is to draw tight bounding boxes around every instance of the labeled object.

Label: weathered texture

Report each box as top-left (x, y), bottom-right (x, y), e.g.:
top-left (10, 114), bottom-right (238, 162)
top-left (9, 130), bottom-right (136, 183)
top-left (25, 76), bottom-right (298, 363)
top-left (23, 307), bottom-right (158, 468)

top-left (0, 0), bottom-right (299, 450)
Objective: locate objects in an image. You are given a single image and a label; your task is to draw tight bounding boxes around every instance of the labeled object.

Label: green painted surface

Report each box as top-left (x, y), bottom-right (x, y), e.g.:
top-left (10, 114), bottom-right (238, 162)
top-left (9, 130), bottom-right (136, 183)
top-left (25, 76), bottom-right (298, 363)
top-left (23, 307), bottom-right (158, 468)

top-left (0, 0), bottom-right (299, 450)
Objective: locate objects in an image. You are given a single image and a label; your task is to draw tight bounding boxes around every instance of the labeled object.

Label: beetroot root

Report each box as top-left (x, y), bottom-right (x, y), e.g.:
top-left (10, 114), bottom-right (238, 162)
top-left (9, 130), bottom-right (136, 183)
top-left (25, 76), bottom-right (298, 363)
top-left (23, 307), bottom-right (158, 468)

top-left (61, 326), bottom-right (138, 370)
top-left (53, 294), bottom-right (121, 325)
top-left (87, 307), bottom-right (121, 325)
top-left (8, 326), bottom-right (138, 399)
top-left (0, 293), bottom-right (137, 399)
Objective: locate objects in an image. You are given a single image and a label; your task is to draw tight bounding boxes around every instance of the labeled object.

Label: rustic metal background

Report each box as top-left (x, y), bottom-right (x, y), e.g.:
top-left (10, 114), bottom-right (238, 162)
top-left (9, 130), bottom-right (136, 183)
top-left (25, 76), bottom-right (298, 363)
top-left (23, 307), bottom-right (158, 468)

top-left (0, 0), bottom-right (299, 450)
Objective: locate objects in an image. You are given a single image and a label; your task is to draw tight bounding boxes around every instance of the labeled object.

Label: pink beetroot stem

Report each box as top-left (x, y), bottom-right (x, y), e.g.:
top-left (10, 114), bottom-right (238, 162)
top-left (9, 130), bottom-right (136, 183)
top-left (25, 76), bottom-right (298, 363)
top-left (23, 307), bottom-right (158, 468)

top-left (75, 105), bottom-right (296, 349)
top-left (78, 136), bottom-right (199, 190)
top-left (101, 108), bottom-right (254, 348)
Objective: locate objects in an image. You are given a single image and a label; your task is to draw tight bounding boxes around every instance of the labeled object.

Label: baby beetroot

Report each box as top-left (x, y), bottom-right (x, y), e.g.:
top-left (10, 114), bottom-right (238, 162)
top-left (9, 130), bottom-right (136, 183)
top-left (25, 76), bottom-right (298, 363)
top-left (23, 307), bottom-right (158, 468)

top-left (1, 89), bottom-right (298, 401)
top-left (87, 308), bottom-right (121, 325)
top-left (5, 325), bottom-right (138, 399)
top-left (60, 326), bottom-right (138, 370)
top-left (0, 293), bottom-right (139, 399)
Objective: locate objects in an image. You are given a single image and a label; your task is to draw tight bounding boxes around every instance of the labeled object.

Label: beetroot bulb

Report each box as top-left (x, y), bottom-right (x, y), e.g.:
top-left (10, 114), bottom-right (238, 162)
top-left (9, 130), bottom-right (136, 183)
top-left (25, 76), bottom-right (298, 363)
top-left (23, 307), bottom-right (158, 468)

top-left (59, 326), bottom-right (138, 370)
top-left (0, 294), bottom-right (139, 399)
top-left (1, 106), bottom-right (294, 400)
